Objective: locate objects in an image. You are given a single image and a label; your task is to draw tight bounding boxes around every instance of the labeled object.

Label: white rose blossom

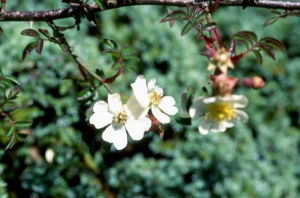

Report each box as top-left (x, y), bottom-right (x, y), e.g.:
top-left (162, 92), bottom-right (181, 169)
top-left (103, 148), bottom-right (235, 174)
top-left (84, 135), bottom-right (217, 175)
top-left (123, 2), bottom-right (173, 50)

top-left (189, 95), bottom-right (248, 135)
top-left (127, 75), bottom-right (178, 124)
top-left (89, 93), bottom-right (151, 150)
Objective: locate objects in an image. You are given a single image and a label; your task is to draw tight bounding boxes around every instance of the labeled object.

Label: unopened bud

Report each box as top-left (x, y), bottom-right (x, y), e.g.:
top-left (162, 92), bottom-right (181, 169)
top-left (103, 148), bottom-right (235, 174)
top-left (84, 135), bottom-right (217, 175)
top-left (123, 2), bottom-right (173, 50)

top-left (241, 76), bottom-right (265, 89)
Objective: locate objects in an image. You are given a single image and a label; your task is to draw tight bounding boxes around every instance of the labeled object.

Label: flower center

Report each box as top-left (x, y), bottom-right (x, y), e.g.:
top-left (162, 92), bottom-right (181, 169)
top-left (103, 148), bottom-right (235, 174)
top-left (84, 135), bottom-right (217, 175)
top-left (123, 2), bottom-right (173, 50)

top-left (148, 91), bottom-right (161, 106)
top-left (113, 111), bottom-right (128, 124)
top-left (205, 102), bottom-right (237, 122)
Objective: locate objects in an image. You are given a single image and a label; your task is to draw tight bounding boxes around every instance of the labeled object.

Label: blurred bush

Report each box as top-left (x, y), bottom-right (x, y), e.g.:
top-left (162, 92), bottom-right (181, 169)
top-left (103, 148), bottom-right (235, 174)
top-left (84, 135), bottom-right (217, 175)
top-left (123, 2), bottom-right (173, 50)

top-left (0, 1), bottom-right (299, 197)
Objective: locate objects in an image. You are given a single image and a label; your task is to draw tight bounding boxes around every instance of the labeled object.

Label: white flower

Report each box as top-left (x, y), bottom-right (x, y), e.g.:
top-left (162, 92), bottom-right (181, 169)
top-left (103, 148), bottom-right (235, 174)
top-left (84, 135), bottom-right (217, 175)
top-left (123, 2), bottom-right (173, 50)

top-left (189, 95), bottom-right (248, 135)
top-left (127, 75), bottom-right (178, 124)
top-left (89, 93), bottom-right (151, 150)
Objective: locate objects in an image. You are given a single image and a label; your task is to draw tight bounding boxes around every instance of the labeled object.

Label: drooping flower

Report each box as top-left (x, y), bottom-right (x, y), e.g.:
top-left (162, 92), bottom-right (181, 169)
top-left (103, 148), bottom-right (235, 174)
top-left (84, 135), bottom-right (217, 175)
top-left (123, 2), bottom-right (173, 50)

top-left (89, 93), bottom-right (151, 150)
top-left (189, 95), bottom-right (248, 135)
top-left (207, 48), bottom-right (234, 73)
top-left (127, 75), bottom-right (178, 124)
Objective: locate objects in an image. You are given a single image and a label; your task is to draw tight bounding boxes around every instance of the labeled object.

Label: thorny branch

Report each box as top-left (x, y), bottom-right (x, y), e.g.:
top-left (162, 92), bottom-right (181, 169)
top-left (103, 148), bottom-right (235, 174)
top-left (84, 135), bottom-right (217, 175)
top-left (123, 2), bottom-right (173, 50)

top-left (0, 0), bottom-right (300, 22)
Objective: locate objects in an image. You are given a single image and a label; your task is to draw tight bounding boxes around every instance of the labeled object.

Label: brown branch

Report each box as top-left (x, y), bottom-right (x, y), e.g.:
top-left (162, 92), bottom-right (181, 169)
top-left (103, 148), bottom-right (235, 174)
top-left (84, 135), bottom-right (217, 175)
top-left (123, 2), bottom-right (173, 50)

top-left (0, 0), bottom-right (300, 22)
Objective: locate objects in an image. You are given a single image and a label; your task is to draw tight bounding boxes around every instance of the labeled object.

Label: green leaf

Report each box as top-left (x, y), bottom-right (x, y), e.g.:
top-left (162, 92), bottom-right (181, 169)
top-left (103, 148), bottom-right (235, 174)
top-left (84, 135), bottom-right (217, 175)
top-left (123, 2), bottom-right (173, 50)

top-left (101, 39), bottom-right (118, 50)
top-left (234, 31), bottom-right (257, 43)
top-left (122, 55), bottom-right (140, 62)
top-left (260, 37), bottom-right (286, 52)
top-left (7, 126), bottom-right (15, 137)
top-left (181, 21), bottom-right (194, 36)
top-left (121, 47), bottom-right (138, 55)
top-left (258, 44), bottom-right (275, 60)
top-left (264, 17), bottom-right (279, 27)
top-left (252, 50), bottom-right (263, 65)
top-left (22, 42), bottom-right (36, 61)
top-left (38, 28), bottom-right (50, 38)
top-left (15, 121), bottom-right (31, 128)
top-left (35, 39), bottom-right (44, 54)
top-left (94, 0), bottom-right (105, 9)
top-left (4, 76), bottom-right (20, 86)
top-left (77, 88), bottom-right (93, 101)
top-left (0, 78), bottom-right (14, 87)
top-left (20, 29), bottom-right (40, 38)
top-left (160, 10), bottom-right (187, 22)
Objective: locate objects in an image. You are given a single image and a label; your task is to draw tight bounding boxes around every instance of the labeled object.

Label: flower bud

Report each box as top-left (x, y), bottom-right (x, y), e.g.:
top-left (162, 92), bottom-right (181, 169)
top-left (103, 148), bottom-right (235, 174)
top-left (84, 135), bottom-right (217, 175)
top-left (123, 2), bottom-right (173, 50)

top-left (241, 76), bottom-right (265, 89)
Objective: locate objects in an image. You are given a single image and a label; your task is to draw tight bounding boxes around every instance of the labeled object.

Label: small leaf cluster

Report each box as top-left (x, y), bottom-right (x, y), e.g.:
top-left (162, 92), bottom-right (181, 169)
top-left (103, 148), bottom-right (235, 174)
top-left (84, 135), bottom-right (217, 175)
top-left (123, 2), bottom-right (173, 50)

top-left (0, 69), bottom-right (30, 149)
top-left (230, 31), bottom-right (286, 64)
top-left (161, 6), bottom-right (215, 37)
top-left (264, 10), bottom-right (300, 27)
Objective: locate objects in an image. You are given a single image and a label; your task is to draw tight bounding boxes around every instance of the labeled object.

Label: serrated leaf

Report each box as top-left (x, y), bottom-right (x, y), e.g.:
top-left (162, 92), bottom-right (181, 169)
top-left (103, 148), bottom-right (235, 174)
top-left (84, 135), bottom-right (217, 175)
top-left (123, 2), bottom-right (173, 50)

top-left (121, 47), bottom-right (138, 55)
top-left (15, 121), bottom-right (31, 128)
top-left (264, 17), bottom-right (279, 27)
top-left (21, 29), bottom-right (40, 38)
top-left (101, 39), bottom-right (118, 50)
top-left (122, 55), bottom-right (139, 61)
top-left (22, 42), bottom-right (36, 61)
top-left (234, 31), bottom-right (257, 43)
top-left (0, 78), bottom-right (14, 87)
top-left (176, 117), bottom-right (192, 125)
top-left (7, 126), bottom-right (15, 137)
top-left (77, 88), bottom-right (93, 101)
top-left (4, 76), bottom-right (20, 85)
top-left (181, 21), bottom-right (194, 36)
top-left (258, 44), bottom-right (275, 60)
top-left (260, 37), bottom-right (286, 52)
top-left (35, 39), bottom-right (44, 54)
top-left (236, 39), bottom-right (249, 49)
top-left (160, 10), bottom-right (187, 22)
top-left (38, 28), bottom-right (50, 38)
top-left (252, 50), bottom-right (263, 64)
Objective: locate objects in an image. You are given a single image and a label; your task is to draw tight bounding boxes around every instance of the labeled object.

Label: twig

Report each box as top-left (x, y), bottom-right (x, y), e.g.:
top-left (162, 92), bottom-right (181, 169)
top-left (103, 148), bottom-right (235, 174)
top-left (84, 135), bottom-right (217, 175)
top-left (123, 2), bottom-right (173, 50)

top-left (1, 1), bottom-right (300, 22)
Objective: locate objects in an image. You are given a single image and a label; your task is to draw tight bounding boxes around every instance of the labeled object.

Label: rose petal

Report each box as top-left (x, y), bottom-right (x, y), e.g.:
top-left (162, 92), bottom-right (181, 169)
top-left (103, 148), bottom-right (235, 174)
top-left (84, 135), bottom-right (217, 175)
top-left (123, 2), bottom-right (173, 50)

top-left (125, 117), bottom-right (151, 140)
top-left (189, 97), bottom-right (207, 118)
top-left (131, 75), bottom-right (150, 108)
top-left (93, 101), bottom-right (108, 113)
top-left (102, 124), bottom-right (128, 150)
top-left (126, 94), bottom-right (149, 119)
top-left (235, 110), bottom-right (249, 123)
top-left (108, 93), bottom-right (123, 113)
top-left (232, 95), bottom-right (248, 108)
top-left (90, 102), bottom-right (113, 129)
top-left (89, 112), bottom-right (113, 129)
top-left (158, 96), bottom-right (178, 116)
top-left (151, 105), bottom-right (170, 124)
top-left (147, 78), bottom-right (163, 96)
top-left (210, 120), bottom-right (226, 133)
top-left (147, 78), bottom-right (156, 90)
top-left (202, 96), bottom-right (221, 104)
top-left (198, 119), bottom-right (212, 135)
top-left (222, 119), bottom-right (235, 128)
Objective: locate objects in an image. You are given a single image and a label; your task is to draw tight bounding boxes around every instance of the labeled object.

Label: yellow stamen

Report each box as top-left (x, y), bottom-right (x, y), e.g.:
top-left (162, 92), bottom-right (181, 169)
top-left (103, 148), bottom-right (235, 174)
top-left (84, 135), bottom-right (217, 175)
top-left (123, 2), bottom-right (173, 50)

top-left (113, 111), bottom-right (128, 124)
top-left (205, 101), bottom-right (237, 122)
top-left (148, 91), bottom-right (161, 106)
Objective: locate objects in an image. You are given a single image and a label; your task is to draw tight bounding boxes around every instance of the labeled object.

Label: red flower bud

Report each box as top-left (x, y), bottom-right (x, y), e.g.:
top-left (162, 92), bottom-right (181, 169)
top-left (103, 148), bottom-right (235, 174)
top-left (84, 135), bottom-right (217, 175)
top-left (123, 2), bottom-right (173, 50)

top-left (241, 76), bottom-right (265, 89)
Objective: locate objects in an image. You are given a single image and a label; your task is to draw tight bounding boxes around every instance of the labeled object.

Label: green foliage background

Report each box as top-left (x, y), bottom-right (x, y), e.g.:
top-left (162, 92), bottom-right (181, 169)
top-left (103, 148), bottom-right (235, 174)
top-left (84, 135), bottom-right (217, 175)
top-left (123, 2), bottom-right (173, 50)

top-left (0, 1), bottom-right (300, 197)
